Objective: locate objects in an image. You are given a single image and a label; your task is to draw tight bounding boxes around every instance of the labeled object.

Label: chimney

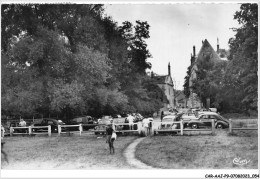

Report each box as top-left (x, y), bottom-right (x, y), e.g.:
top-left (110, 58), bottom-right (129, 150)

top-left (151, 71), bottom-right (154, 78)
top-left (217, 38), bottom-right (219, 54)
top-left (193, 46), bottom-right (196, 57)
top-left (168, 62), bottom-right (171, 76)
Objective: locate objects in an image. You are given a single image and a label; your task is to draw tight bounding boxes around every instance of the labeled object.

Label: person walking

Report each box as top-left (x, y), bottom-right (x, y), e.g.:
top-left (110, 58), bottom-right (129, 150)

top-left (142, 118), bottom-right (150, 137)
top-left (127, 114), bottom-right (135, 130)
top-left (148, 117), bottom-right (153, 135)
top-left (160, 111), bottom-right (164, 122)
top-left (106, 123), bottom-right (115, 154)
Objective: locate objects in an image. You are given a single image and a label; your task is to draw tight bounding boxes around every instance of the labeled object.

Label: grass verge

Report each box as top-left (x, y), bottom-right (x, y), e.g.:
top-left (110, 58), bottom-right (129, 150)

top-left (1, 134), bottom-right (137, 169)
top-left (135, 130), bottom-right (258, 169)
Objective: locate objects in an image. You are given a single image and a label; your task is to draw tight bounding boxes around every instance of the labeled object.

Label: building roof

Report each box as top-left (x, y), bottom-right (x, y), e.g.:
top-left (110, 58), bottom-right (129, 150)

top-left (153, 75), bottom-right (167, 84)
top-left (196, 39), bottom-right (222, 63)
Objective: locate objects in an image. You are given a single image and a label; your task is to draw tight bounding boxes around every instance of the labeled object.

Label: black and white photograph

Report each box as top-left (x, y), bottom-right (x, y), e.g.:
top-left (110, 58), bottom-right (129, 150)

top-left (1, 1), bottom-right (259, 178)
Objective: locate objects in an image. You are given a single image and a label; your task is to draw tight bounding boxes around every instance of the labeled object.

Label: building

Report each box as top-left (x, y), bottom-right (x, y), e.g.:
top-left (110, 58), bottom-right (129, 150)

top-left (175, 91), bottom-right (187, 108)
top-left (187, 39), bottom-right (227, 108)
top-left (152, 63), bottom-right (175, 112)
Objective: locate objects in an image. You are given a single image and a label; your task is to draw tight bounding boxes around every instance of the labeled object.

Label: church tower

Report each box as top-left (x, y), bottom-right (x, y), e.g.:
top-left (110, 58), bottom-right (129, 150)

top-left (168, 62), bottom-right (171, 76)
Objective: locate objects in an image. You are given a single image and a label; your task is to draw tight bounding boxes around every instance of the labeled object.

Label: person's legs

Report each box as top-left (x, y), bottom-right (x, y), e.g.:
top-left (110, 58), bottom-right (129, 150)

top-left (111, 138), bottom-right (115, 154)
top-left (107, 135), bottom-right (112, 153)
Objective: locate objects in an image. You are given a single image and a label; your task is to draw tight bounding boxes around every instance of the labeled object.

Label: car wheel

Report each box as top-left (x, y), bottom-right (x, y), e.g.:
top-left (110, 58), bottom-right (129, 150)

top-left (216, 123), bottom-right (223, 129)
top-left (191, 123), bottom-right (198, 129)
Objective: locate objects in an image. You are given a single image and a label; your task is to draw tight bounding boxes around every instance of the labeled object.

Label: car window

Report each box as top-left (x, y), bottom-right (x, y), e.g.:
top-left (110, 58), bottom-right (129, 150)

top-left (209, 115), bottom-right (217, 119)
top-left (201, 115), bottom-right (209, 119)
top-left (48, 121), bottom-right (54, 125)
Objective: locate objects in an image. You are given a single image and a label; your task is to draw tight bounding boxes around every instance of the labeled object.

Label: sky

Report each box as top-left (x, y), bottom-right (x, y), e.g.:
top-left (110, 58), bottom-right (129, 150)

top-left (104, 3), bottom-right (241, 90)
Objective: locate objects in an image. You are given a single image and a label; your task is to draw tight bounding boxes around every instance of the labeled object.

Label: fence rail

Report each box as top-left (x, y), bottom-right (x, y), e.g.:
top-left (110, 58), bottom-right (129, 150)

top-left (10, 125), bottom-right (51, 136)
top-left (153, 119), bottom-right (215, 136)
top-left (58, 124), bottom-right (82, 136)
top-left (9, 118), bottom-right (257, 137)
top-left (229, 119), bottom-right (258, 134)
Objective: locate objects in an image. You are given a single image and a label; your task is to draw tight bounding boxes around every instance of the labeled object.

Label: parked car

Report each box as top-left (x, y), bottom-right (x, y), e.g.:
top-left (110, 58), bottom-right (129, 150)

top-left (31, 118), bottom-right (64, 133)
top-left (209, 108), bottom-right (217, 112)
top-left (68, 116), bottom-right (98, 131)
top-left (180, 113), bottom-right (197, 121)
top-left (185, 112), bottom-right (229, 129)
top-left (161, 115), bottom-right (180, 129)
top-left (111, 114), bottom-right (122, 118)
top-left (162, 114), bottom-right (176, 121)
top-left (93, 117), bottom-right (111, 135)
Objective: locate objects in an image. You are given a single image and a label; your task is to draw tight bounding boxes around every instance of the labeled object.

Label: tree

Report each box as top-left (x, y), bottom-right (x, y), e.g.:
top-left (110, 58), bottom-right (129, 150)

top-left (183, 66), bottom-right (191, 98)
top-left (224, 3), bottom-right (258, 113)
top-left (2, 4), bottom-right (164, 120)
top-left (191, 53), bottom-right (227, 108)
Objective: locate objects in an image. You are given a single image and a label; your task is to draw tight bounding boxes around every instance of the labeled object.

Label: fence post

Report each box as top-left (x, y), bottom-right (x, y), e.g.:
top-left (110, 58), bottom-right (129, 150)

top-left (80, 124), bottom-right (83, 133)
top-left (180, 121), bottom-right (183, 136)
top-left (79, 124), bottom-right (82, 136)
top-left (48, 125), bottom-right (51, 137)
top-left (211, 119), bottom-right (215, 135)
top-left (29, 126), bottom-right (32, 136)
top-left (10, 127), bottom-right (13, 136)
top-left (229, 119), bottom-right (232, 134)
top-left (58, 125), bottom-right (61, 136)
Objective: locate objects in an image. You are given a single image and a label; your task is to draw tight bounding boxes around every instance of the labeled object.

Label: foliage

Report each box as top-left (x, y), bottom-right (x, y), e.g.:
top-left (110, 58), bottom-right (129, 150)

top-left (223, 3), bottom-right (258, 113)
top-left (1, 4), bottom-right (164, 120)
top-left (183, 65), bottom-right (191, 98)
top-left (191, 54), bottom-right (227, 108)
top-left (184, 4), bottom-right (257, 114)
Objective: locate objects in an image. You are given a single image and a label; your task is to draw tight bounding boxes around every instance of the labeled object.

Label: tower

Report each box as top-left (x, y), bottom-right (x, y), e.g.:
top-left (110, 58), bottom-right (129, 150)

top-left (168, 62), bottom-right (171, 76)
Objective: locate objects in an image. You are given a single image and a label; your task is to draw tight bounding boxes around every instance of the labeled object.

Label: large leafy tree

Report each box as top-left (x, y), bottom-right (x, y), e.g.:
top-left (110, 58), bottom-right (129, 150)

top-left (2, 4), bottom-right (163, 120)
top-left (191, 55), bottom-right (227, 108)
top-left (223, 3), bottom-right (258, 113)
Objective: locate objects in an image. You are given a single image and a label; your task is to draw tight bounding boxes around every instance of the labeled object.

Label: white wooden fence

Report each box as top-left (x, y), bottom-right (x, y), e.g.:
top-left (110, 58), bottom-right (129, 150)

top-left (10, 125), bottom-right (51, 136)
top-left (8, 119), bottom-right (222, 137)
top-left (229, 119), bottom-right (258, 134)
top-left (58, 124), bottom-right (83, 136)
top-left (153, 119), bottom-right (216, 136)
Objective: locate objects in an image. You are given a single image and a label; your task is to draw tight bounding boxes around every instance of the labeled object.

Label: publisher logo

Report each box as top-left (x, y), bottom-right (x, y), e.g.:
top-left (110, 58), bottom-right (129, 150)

top-left (233, 157), bottom-right (250, 166)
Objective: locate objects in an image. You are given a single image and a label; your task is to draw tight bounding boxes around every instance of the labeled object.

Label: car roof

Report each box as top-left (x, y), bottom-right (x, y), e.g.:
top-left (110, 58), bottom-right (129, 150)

top-left (198, 112), bottom-right (219, 115)
top-left (163, 115), bottom-right (175, 119)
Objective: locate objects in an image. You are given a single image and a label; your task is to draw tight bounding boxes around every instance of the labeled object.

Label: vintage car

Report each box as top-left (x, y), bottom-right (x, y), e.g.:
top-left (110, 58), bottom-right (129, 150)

top-left (160, 114), bottom-right (180, 130)
top-left (185, 112), bottom-right (229, 129)
top-left (67, 116), bottom-right (98, 131)
top-left (93, 116), bottom-right (112, 135)
top-left (31, 118), bottom-right (65, 133)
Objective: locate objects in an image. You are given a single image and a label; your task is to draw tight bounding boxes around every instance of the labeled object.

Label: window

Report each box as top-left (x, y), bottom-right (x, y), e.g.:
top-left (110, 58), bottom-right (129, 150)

top-left (48, 121), bottom-right (54, 125)
top-left (201, 115), bottom-right (209, 119)
top-left (209, 115), bottom-right (217, 119)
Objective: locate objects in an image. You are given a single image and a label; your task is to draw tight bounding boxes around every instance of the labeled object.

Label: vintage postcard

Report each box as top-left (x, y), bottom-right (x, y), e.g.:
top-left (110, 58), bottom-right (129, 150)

top-left (1, 1), bottom-right (259, 178)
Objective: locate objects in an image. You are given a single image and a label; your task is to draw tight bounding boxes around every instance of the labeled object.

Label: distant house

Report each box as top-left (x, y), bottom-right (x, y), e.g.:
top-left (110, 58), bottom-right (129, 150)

top-left (175, 91), bottom-right (187, 108)
top-left (151, 63), bottom-right (175, 112)
top-left (187, 39), bottom-right (227, 108)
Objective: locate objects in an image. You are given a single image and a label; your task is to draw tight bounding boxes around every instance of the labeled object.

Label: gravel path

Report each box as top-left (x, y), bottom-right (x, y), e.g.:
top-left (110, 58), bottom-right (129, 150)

top-left (124, 137), bottom-right (156, 169)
